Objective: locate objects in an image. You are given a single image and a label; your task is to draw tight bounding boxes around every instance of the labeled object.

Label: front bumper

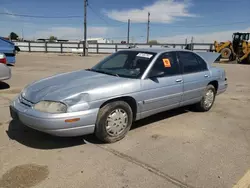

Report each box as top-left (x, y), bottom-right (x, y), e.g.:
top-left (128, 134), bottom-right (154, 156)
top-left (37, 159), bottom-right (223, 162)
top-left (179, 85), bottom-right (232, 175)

top-left (10, 97), bottom-right (99, 137)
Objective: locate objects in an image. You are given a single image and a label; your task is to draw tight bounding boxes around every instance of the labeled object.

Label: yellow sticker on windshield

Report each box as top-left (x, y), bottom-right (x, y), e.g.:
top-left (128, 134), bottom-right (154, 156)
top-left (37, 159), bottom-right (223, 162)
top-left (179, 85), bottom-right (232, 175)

top-left (163, 58), bottom-right (171, 68)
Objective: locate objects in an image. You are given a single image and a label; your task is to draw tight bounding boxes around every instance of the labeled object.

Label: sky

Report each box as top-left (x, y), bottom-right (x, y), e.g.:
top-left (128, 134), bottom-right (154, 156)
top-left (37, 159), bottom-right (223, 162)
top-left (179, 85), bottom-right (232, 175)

top-left (0, 0), bottom-right (249, 43)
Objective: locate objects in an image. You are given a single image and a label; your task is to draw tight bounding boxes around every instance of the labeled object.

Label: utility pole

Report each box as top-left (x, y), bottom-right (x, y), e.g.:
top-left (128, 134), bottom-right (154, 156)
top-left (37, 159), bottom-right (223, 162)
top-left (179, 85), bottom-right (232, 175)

top-left (127, 19), bottom-right (130, 44)
top-left (21, 28), bottom-right (24, 41)
top-left (191, 36), bottom-right (194, 51)
top-left (83, 0), bottom-right (88, 56)
top-left (146, 12), bottom-right (150, 44)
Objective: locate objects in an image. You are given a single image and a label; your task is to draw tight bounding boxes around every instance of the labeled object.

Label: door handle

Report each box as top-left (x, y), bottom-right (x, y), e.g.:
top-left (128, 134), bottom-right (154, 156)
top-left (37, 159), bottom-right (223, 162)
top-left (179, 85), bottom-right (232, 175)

top-left (176, 79), bottom-right (183, 83)
top-left (204, 75), bottom-right (209, 78)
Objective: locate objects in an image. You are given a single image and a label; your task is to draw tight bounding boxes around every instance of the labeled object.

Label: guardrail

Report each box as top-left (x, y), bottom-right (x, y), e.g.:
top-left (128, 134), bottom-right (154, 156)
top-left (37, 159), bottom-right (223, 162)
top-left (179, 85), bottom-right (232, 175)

top-left (14, 41), bottom-right (215, 54)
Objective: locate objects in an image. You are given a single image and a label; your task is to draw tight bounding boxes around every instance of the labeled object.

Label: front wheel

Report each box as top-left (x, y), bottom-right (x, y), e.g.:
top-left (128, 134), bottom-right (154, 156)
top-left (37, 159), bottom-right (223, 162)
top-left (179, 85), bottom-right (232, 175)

top-left (195, 85), bottom-right (216, 112)
top-left (220, 48), bottom-right (232, 59)
top-left (95, 101), bottom-right (133, 143)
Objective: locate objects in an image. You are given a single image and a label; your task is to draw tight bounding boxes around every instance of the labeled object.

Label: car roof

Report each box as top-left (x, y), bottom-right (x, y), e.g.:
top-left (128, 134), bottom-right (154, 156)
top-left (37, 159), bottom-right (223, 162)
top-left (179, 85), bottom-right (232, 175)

top-left (122, 47), bottom-right (192, 54)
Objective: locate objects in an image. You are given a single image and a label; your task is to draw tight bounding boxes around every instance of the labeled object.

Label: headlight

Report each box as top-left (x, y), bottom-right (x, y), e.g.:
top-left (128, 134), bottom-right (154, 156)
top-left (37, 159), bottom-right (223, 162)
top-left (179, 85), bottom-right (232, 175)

top-left (34, 101), bottom-right (67, 114)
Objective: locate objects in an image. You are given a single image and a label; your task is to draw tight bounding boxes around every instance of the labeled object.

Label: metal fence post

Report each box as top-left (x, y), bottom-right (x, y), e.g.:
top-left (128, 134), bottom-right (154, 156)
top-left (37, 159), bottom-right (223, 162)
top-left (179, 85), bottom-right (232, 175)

top-left (97, 43), bottom-right (99, 54)
top-left (115, 44), bottom-right (118, 52)
top-left (45, 42), bottom-right (48, 53)
top-left (28, 42), bottom-right (31, 52)
top-left (209, 44), bottom-right (213, 52)
top-left (60, 43), bottom-right (63, 53)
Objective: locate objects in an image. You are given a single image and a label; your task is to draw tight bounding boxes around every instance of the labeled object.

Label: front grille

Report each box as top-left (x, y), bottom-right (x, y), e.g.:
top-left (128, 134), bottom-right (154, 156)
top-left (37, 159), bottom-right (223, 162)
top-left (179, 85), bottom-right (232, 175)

top-left (19, 96), bottom-right (33, 107)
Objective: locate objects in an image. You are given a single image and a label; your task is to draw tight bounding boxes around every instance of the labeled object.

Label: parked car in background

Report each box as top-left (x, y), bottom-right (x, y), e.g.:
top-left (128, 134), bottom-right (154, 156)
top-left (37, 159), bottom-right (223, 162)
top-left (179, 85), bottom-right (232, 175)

top-left (10, 48), bottom-right (227, 143)
top-left (0, 53), bottom-right (11, 81)
top-left (0, 37), bottom-right (16, 65)
top-left (0, 53), bottom-right (7, 64)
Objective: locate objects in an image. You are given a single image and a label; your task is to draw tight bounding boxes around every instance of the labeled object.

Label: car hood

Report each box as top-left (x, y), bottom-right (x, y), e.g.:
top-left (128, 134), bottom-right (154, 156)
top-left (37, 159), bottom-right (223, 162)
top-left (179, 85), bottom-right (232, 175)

top-left (22, 70), bottom-right (137, 103)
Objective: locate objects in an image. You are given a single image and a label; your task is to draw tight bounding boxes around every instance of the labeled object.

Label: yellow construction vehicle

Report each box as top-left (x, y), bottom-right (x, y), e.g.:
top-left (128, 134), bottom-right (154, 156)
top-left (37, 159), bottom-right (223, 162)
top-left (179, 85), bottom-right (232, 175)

top-left (214, 32), bottom-right (250, 63)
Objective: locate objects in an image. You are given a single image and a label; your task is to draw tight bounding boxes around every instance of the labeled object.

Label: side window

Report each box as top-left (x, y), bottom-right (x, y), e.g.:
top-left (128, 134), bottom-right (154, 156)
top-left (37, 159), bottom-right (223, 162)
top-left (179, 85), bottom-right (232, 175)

top-left (178, 52), bottom-right (205, 74)
top-left (194, 54), bottom-right (208, 71)
top-left (150, 52), bottom-right (180, 76)
top-left (101, 54), bottom-right (128, 69)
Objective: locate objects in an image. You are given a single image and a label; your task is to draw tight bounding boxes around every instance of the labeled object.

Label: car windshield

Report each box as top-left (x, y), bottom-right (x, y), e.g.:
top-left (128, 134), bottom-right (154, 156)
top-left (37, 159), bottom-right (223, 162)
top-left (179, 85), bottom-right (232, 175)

top-left (89, 51), bottom-right (156, 78)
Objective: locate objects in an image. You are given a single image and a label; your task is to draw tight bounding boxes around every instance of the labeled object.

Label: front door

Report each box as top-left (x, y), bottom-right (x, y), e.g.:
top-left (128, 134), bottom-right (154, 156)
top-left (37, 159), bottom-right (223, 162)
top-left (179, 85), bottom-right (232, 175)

top-left (140, 52), bottom-right (183, 119)
top-left (177, 51), bottom-right (211, 106)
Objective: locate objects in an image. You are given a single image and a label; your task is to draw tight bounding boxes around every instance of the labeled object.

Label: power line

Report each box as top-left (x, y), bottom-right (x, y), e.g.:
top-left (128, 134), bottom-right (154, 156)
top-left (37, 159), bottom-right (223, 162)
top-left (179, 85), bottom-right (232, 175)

top-left (0, 12), bottom-right (82, 18)
top-left (88, 3), bottom-right (126, 27)
top-left (151, 20), bottom-right (250, 28)
top-left (88, 4), bottom-right (110, 25)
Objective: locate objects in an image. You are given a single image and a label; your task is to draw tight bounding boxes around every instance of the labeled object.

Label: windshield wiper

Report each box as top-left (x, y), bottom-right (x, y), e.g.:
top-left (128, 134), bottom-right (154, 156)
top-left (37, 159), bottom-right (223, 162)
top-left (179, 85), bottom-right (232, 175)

top-left (86, 69), bottom-right (119, 77)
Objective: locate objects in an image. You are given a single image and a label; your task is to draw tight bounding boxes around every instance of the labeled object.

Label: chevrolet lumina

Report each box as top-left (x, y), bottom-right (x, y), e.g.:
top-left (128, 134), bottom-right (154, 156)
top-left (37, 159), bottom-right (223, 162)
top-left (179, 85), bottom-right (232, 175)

top-left (10, 48), bottom-right (227, 143)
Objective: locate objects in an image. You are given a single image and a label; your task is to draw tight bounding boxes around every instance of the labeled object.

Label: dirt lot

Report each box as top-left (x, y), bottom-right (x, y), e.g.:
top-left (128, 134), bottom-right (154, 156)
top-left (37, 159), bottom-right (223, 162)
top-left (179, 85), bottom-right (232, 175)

top-left (0, 53), bottom-right (250, 188)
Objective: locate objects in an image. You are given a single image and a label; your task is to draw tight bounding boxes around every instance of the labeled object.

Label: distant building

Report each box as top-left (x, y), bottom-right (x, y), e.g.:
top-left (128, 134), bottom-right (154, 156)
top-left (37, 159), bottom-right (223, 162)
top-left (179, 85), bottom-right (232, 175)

top-left (35, 38), bottom-right (111, 43)
top-left (36, 38), bottom-right (69, 42)
top-left (80, 38), bottom-right (112, 44)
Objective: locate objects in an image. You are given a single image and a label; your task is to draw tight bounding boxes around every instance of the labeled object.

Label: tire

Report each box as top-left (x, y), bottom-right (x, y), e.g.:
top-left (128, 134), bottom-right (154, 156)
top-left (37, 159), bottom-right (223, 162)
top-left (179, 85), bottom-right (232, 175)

top-left (246, 54), bottom-right (250, 64)
top-left (195, 85), bottom-right (216, 112)
top-left (95, 101), bottom-right (133, 143)
top-left (220, 48), bottom-right (232, 59)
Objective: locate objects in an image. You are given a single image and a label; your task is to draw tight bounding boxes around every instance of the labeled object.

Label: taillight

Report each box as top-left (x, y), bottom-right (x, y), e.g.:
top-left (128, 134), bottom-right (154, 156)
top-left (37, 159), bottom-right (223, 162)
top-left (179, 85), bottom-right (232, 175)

top-left (0, 54), bottom-right (7, 64)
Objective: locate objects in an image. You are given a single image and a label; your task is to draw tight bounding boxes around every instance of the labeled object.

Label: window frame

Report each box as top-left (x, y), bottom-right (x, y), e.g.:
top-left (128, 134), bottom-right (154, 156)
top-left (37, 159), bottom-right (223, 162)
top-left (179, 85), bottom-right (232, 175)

top-left (146, 51), bottom-right (181, 78)
top-left (177, 51), bottom-right (208, 75)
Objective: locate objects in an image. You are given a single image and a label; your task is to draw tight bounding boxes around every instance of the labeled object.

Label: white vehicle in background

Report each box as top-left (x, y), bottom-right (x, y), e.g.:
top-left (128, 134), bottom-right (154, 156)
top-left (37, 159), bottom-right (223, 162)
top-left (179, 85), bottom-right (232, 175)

top-left (0, 53), bottom-right (11, 81)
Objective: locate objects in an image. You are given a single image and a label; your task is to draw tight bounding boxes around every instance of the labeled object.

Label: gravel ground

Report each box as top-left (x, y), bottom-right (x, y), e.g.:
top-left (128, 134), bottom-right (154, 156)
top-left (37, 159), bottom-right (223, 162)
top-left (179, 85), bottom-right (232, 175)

top-left (0, 52), bottom-right (249, 188)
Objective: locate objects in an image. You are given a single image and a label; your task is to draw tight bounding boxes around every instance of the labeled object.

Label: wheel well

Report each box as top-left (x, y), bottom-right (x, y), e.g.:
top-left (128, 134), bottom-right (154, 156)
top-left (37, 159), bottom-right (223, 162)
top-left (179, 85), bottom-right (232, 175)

top-left (208, 81), bottom-right (218, 92)
top-left (100, 97), bottom-right (137, 121)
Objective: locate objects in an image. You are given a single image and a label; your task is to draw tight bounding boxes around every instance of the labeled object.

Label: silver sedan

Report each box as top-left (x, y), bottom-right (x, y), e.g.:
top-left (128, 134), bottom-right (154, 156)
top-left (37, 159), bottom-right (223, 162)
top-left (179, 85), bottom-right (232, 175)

top-left (10, 48), bottom-right (227, 143)
top-left (0, 53), bottom-right (11, 81)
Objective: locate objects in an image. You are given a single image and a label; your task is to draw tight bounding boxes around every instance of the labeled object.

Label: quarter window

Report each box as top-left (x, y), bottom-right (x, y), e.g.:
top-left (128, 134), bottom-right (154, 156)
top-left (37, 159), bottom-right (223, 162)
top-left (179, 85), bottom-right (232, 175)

top-left (194, 54), bottom-right (208, 71)
top-left (178, 52), bottom-right (206, 74)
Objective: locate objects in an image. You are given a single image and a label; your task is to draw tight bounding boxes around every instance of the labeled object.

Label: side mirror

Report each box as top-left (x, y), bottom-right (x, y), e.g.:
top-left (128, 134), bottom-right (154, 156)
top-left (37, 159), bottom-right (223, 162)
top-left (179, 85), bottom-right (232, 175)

top-left (148, 70), bottom-right (165, 78)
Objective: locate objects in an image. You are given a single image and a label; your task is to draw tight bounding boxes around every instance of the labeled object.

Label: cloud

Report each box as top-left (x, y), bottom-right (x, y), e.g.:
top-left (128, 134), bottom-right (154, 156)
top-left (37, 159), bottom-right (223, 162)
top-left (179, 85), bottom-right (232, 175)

top-left (30, 26), bottom-right (111, 39)
top-left (104, 0), bottom-right (196, 23)
top-left (156, 27), bottom-right (250, 43)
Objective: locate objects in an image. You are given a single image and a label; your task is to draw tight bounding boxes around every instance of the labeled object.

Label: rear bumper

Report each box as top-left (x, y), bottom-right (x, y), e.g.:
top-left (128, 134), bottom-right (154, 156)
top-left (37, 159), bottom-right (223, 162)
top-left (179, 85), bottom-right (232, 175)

top-left (6, 56), bottom-right (16, 65)
top-left (10, 97), bottom-right (98, 137)
top-left (217, 79), bottom-right (228, 95)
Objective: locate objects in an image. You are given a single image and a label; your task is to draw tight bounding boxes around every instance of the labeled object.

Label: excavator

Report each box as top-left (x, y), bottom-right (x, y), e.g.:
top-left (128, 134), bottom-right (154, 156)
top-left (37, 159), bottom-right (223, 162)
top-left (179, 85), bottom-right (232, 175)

top-left (214, 32), bottom-right (250, 63)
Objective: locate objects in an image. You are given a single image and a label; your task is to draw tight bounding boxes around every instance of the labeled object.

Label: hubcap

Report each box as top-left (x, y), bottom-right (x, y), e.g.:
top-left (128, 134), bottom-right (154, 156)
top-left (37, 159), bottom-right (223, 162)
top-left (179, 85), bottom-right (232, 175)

top-left (204, 89), bottom-right (214, 108)
top-left (106, 109), bottom-right (128, 136)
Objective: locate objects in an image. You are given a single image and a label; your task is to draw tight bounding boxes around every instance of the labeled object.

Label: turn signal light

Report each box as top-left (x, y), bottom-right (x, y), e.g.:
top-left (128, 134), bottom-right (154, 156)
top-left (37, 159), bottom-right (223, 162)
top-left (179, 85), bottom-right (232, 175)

top-left (65, 118), bottom-right (80, 123)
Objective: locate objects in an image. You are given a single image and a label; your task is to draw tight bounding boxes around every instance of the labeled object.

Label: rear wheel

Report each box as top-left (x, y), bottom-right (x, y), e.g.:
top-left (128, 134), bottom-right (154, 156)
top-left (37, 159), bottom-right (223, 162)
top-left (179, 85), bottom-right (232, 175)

top-left (220, 48), bottom-right (232, 59)
top-left (95, 101), bottom-right (133, 143)
top-left (195, 85), bottom-right (216, 112)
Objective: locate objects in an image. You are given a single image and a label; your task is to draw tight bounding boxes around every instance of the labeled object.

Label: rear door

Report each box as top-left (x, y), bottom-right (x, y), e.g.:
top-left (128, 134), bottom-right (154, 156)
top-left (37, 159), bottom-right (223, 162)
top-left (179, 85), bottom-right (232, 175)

top-left (140, 52), bottom-right (183, 119)
top-left (177, 51), bottom-right (210, 106)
